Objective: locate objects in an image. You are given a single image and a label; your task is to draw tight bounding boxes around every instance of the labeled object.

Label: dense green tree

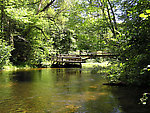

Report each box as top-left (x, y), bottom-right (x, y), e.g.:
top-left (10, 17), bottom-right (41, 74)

top-left (106, 0), bottom-right (150, 86)
top-left (1, 0), bottom-right (58, 66)
top-left (0, 39), bottom-right (13, 69)
top-left (118, 0), bottom-right (150, 85)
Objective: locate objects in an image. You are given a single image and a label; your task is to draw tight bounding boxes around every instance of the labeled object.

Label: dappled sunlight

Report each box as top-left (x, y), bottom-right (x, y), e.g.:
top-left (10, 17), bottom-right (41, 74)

top-left (0, 82), bottom-right (17, 89)
top-left (0, 68), bottom-right (150, 112)
top-left (0, 68), bottom-right (115, 112)
top-left (89, 85), bottom-right (98, 89)
top-left (65, 104), bottom-right (81, 112)
top-left (97, 92), bottom-right (108, 96)
top-left (0, 0), bottom-right (149, 112)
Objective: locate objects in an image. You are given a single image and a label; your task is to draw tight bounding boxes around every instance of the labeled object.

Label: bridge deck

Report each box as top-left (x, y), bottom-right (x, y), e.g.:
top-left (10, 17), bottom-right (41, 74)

top-left (80, 54), bottom-right (117, 57)
top-left (51, 52), bottom-right (117, 65)
top-left (52, 56), bottom-right (85, 64)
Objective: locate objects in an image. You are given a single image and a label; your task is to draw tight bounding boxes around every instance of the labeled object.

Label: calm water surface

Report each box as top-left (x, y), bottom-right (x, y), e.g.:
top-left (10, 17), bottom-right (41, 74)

top-left (0, 68), bottom-right (150, 113)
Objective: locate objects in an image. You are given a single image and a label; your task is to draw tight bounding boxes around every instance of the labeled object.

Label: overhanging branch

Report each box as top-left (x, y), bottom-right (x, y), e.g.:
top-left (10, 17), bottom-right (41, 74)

top-left (35, 26), bottom-right (48, 39)
top-left (36, 0), bottom-right (56, 15)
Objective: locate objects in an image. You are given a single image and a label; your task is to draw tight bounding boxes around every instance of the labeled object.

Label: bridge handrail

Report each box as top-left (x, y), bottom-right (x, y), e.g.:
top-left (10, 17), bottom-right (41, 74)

top-left (51, 55), bottom-right (82, 63)
top-left (50, 50), bottom-right (115, 56)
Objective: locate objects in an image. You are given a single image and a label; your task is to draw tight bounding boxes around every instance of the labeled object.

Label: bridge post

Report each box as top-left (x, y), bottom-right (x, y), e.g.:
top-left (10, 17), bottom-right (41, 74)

top-left (80, 56), bottom-right (82, 68)
top-left (79, 50), bottom-right (81, 56)
top-left (62, 56), bottom-right (63, 62)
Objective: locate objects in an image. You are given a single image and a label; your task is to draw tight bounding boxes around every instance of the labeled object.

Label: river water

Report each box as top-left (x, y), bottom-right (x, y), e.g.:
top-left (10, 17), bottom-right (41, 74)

top-left (0, 68), bottom-right (149, 113)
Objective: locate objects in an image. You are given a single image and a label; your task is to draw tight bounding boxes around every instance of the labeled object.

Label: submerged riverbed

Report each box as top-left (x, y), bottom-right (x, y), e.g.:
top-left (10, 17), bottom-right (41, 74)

top-left (0, 68), bottom-right (150, 113)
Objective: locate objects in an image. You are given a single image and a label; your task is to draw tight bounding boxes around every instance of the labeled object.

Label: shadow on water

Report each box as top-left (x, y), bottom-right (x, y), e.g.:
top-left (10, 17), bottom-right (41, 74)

top-left (51, 68), bottom-right (81, 82)
top-left (9, 69), bottom-right (42, 82)
top-left (109, 87), bottom-right (150, 113)
top-left (0, 68), bottom-right (150, 113)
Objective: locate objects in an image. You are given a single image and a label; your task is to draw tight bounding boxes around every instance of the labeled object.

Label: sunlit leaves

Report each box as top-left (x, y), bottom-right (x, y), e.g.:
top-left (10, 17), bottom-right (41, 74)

top-left (139, 13), bottom-right (148, 18)
top-left (101, 0), bottom-right (150, 86)
top-left (140, 93), bottom-right (149, 105)
top-left (0, 39), bottom-right (13, 69)
top-left (139, 9), bottom-right (150, 19)
top-left (146, 9), bottom-right (150, 13)
top-left (6, 7), bottom-right (36, 23)
top-left (47, 7), bottom-right (56, 16)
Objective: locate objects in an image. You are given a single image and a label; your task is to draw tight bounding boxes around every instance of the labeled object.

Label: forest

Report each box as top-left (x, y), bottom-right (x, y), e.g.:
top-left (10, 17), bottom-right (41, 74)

top-left (0, 0), bottom-right (150, 86)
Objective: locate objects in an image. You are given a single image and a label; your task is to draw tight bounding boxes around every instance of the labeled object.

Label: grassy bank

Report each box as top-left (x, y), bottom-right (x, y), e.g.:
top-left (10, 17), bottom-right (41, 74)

top-left (82, 61), bottom-right (110, 68)
top-left (1, 61), bottom-right (110, 72)
top-left (1, 65), bottom-right (32, 72)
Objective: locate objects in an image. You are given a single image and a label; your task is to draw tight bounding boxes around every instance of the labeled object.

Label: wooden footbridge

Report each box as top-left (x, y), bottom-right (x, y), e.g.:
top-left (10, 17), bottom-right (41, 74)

top-left (51, 51), bottom-right (117, 67)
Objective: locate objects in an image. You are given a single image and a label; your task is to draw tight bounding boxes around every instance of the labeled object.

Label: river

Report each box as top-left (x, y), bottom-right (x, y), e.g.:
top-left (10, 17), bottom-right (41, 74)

top-left (0, 68), bottom-right (149, 113)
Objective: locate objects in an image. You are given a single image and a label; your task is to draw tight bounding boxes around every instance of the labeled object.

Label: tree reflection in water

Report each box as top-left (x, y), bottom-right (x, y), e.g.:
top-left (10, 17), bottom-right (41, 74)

top-left (0, 68), bottom-right (150, 113)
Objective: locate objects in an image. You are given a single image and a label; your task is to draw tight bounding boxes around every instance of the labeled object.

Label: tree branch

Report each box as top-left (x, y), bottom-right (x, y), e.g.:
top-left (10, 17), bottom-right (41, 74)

top-left (105, 1), bottom-right (116, 38)
top-left (34, 26), bottom-right (48, 39)
top-left (98, 0), bottom-right (112, 31)
top-left (54, 8), bottom-right (66, 18)
top-left (36, 0), bottom-right (56, 15)
top-left (107, 0), bottom-right (117, 30)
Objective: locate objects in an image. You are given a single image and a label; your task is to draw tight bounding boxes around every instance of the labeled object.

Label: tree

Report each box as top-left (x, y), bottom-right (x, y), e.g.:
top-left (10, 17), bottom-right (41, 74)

top-left (0, 0), bottom-right (56, 66)
top-left (0, 39), bottom-right (13, 69)
top-left (106, 0), bottom-right (150, 86)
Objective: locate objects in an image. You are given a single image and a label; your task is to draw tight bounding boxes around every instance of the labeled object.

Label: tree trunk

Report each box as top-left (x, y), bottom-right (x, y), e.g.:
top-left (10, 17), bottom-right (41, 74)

top-left (99, 0), bottom-right (112, 32)
top-left (1, 0), bottom-right (4, 33)
top-left (107, 0), bottom-right (117, 30)
top-left (106, 3), bottom-right (116, 38)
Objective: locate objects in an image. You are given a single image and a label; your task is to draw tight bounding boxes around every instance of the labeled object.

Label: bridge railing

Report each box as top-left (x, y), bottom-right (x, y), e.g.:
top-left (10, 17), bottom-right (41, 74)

top-left (51, 54), bottom-right (85, 64)
top-left (50, 50), bottom-right (114, 56)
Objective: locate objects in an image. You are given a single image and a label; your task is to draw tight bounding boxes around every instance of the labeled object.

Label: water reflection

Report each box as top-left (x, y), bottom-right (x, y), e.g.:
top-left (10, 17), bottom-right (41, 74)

top-left (10, 70), bottom-right (42, 82)
top-left (110, 87), bottom-right (150, 113)
top-left (0, 68), bottom-right (150, 113)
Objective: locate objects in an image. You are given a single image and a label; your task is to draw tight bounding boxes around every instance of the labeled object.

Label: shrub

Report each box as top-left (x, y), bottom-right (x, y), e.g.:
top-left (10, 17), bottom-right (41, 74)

top-left (0, 39), bottom-right (13, 69)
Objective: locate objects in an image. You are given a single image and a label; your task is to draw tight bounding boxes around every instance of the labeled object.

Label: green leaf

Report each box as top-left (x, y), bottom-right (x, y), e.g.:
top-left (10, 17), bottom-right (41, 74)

top-left (146, 9), bottom-right (150, 14)
top-left (139, 13), bottom-right (148, 18)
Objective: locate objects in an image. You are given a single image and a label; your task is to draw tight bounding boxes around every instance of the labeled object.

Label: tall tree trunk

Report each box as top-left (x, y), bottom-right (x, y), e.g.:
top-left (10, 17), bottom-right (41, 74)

top-left (107, 0), bottom-right (117, 30)
top-left (1, 0), bottom-right (4, 34)
top-left (106, 3), bottom-right (116, 38)
top-left (99, 0), bottom-right (117, 38)
top-left (99, 0), bottom-right (112, 33)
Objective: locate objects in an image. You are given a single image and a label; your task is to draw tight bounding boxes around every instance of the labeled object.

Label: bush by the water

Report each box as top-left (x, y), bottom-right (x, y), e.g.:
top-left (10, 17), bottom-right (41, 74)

top-left (0, 39), bottom-right (13, 69)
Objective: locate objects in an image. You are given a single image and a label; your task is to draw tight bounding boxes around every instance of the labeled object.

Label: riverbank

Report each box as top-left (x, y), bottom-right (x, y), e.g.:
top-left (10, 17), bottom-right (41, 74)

top-left (1, 65), bottom-right (31, 72)
top-left (82, 61), bottom-right (110, 68)
top-left (1, 61), bottom-right (110, 72)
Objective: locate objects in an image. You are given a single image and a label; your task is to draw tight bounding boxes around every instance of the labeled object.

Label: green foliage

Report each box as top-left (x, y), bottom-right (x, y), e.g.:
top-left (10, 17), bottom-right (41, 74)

top-left (104, 0), bottom-right (150, 86)
top-left (139, 9), bottom-right (150, 18)
top-left (140, 93), bottom-right (150, 105)
top-left (0, 39), bottom-right (13, 69)
top-left (0, 0), bottom-right (150, 87)
top-left (0, 0), bottom-right (54, 67)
